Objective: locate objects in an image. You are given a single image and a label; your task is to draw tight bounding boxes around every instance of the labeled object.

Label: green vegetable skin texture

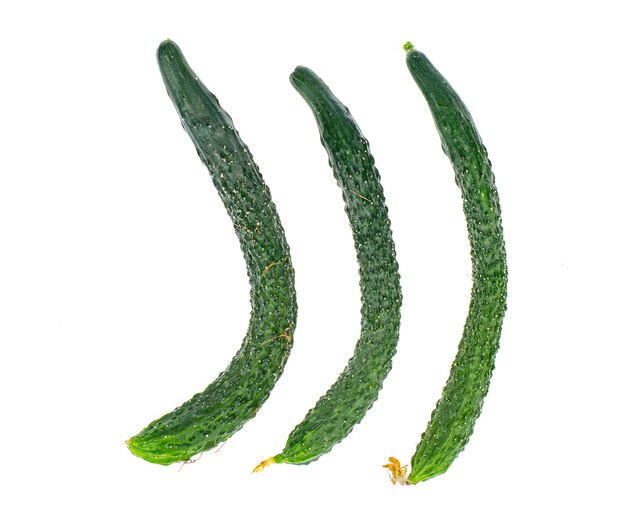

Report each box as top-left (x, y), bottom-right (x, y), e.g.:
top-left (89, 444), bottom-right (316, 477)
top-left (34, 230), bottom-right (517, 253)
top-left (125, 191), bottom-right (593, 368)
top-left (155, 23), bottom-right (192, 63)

top-left (404, 46), bottom-right (507, 484)
top-left (271, 67), bottom-right (402, 465)
top-left (127, 40), bottom-right (297, 465)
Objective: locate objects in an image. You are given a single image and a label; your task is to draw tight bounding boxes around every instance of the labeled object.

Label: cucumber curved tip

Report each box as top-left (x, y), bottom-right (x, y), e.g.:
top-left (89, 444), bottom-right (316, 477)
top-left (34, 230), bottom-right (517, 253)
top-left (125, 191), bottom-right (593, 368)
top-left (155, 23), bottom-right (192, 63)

top-left (403, 41), bottom-right (414, 52)
top-left (157, 38), bottom-right (182, 61)
top-left (126, 436), bottom-right (170, 466)
top-left (289, 65), bottom-right (315, 89)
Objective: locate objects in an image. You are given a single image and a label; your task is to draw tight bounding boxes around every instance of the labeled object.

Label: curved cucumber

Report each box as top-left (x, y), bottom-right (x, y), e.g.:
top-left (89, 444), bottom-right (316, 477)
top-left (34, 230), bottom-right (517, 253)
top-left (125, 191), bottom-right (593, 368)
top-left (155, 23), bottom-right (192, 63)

top-left (256, 67), bottom-right (401, 470)
top-left (386, 44), bottom-right (507, 485)
top-left (127, 40), bottom-right (297, 465)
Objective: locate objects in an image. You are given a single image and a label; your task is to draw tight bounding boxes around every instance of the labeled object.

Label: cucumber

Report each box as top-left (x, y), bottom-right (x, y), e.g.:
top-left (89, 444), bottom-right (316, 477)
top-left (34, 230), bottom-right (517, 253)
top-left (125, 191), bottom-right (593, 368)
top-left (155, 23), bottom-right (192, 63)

top-left (385, 44), bottom-right (507, 485)
top-left (127, 40), bottom-right (297, 465)
top-left (255, 66), bottom-right (401, 470)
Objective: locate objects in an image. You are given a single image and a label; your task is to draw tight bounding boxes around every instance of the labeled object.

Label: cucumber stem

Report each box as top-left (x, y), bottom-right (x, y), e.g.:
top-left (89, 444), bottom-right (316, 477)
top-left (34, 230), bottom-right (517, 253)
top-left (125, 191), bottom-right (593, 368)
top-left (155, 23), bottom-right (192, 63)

top-left (252, 456), bottom-right (276, 473)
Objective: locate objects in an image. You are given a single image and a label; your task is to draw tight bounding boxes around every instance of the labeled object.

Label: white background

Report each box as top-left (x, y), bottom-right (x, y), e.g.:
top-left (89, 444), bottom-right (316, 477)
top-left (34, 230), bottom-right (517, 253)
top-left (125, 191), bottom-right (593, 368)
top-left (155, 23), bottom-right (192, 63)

top-left (1, 1), bottom-right (624, 527)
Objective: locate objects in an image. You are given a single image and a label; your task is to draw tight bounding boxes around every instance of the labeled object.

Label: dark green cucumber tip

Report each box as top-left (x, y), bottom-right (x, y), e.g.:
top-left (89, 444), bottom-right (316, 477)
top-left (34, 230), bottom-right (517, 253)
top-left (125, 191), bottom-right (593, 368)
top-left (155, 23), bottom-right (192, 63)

top-left (289, 66), bottom-right (315, 89)
top-left (289, 66), bottom-right (334, 109)
top-left (405, 47), bottom-right (426, 62)
top-left (157, 39), bottom-right (182, 63)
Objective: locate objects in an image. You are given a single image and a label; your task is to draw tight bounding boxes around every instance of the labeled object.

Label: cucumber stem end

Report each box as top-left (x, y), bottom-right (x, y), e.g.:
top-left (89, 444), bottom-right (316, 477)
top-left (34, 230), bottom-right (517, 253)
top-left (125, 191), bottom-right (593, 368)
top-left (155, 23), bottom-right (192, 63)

top-left (252, 456), bottom-right (276, 473)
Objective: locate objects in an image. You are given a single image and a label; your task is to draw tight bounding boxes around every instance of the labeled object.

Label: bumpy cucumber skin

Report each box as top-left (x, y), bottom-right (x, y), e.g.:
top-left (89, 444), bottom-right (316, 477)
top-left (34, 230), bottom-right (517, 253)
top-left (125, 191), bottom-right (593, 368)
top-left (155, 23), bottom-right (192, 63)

top-left (405, 48), bottom-right (507, 483)
top-left (127, 40), bottom-right (297, 465)
top-left (273, 67), bottom-right (402, 465)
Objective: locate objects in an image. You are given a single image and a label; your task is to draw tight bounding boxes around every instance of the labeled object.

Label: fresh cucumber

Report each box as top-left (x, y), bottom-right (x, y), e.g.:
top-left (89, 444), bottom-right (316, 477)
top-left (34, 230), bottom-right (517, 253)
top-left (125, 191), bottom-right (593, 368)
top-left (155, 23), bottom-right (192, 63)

top-left (127, 40), bottom-right (297, 465)
top-left (256, 66), bottom-right (401, 470)
top-left (385, 44), bottom-right (507, 485)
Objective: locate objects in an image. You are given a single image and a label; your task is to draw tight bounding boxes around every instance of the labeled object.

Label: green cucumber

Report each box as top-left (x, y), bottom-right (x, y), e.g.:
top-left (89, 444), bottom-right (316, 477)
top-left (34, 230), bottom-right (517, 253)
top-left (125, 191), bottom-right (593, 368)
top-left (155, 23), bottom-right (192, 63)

top-left (127, 40), bottom-right (297, 465)
top-left (385, 44), bottom-right (507, 485)
top-left (255, 66), bottom-right (401, 470)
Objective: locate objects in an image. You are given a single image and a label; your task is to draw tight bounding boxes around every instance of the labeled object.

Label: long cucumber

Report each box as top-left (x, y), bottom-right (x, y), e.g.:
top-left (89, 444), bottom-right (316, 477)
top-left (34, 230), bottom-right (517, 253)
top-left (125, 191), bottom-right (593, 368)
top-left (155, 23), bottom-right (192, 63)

top-left (127, 40), bottom-right (297, 465)
top-left (256, 66), bottom-right (401, 470)
top-left (385, 44), bottom-right (507, 485)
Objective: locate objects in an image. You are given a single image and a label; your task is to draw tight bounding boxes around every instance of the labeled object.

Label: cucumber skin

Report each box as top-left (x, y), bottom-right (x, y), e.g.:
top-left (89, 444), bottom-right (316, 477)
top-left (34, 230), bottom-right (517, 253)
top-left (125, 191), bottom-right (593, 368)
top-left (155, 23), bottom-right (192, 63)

top-left (405, 49), bottom-right (507, 483)
top-left (127, 40), bottom-right (297, 465)
top-left (274, 67), bottom-right (402, 465)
